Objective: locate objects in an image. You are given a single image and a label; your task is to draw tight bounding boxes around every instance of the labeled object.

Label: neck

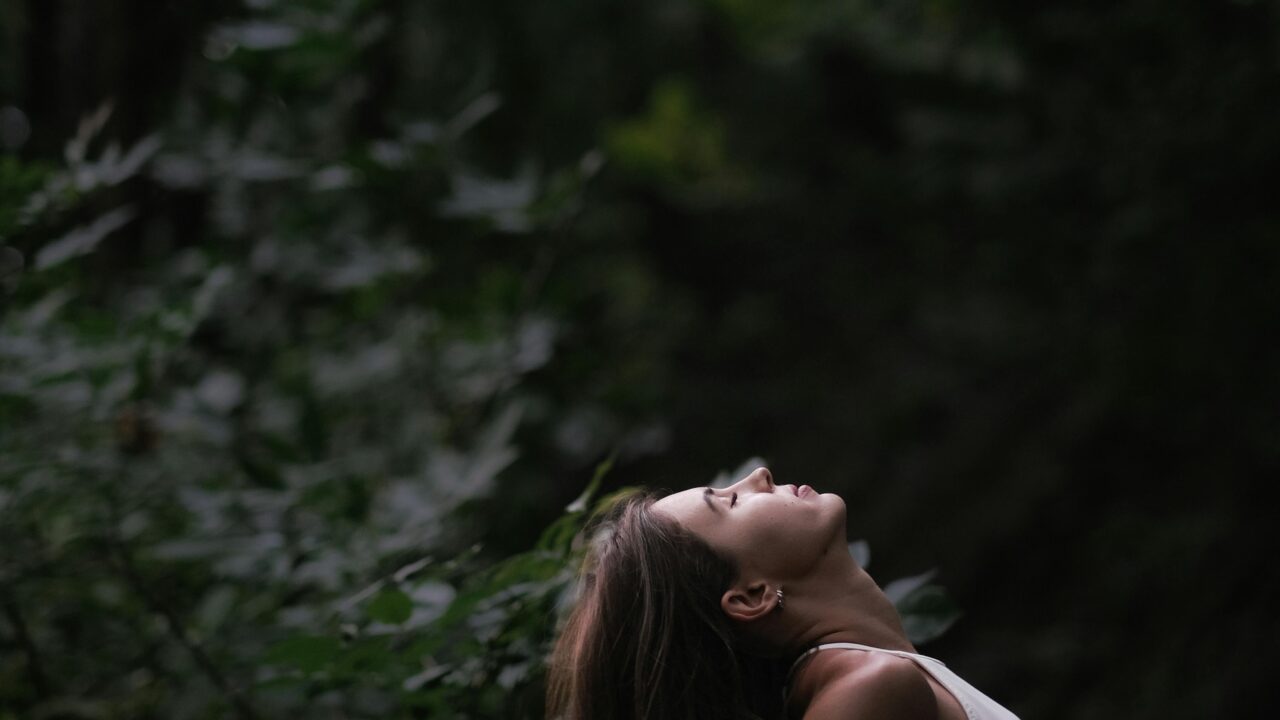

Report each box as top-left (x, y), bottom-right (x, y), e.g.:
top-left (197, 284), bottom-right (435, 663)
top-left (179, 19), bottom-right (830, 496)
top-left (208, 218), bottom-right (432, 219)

top-left (776, 548), bottom-right (915, 658)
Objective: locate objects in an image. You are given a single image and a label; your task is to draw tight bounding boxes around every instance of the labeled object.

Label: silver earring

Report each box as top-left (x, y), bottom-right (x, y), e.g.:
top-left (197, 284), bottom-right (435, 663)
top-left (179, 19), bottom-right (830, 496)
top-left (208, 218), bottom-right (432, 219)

top-left (775, 588), bottom-right (785, 611)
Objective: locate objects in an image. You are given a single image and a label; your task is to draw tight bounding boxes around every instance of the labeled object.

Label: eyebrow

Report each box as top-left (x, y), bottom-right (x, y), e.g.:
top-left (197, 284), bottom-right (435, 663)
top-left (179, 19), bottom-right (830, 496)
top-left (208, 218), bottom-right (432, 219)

top-left (702, 487), bottom-right (720, 513)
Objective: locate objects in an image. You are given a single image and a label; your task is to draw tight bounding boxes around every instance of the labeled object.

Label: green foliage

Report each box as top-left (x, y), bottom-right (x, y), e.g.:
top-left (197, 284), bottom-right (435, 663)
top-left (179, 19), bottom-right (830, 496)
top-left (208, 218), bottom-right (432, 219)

top-left (606, 78), bottom-right (729, 186)
top-left (0, 156), bottom-right (48, 242)
top-left (0, 2), bottom-right (605, 716)
top-left (1, 1), bottom-right (970, 711)
top-left (367, 589), bottom-right (414, 625)
top-left (7, 0), bottom-right (1267, 716)
top-left (257, 469), bottom-right (604, 718)
top-left (882, 568), bottom-right (962, 645)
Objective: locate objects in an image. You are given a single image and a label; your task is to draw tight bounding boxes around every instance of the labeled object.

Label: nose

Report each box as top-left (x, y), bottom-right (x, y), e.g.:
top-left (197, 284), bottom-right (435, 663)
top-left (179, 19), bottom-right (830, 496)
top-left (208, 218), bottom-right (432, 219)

top-left (740, 466), bottom-right (773, 491)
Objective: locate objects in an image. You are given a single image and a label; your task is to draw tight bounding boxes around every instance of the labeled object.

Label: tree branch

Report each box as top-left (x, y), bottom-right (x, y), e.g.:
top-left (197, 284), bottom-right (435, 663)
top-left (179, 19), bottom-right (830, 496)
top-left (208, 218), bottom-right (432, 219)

top-left (110, 542), bottom-right (262, 720)
top-left (0, 586), bottom-right (52, 698)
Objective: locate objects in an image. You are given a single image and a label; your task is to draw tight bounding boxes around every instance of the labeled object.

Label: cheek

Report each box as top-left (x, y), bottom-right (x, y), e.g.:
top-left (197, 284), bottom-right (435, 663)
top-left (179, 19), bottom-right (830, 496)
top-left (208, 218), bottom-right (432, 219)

top-left (752, 503), bottom-right (828, 559)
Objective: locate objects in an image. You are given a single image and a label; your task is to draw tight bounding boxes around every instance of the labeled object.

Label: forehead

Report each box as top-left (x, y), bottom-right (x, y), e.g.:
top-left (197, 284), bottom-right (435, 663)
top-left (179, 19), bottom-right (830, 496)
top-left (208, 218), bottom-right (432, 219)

top-left (652, 487), bottom-right (718, 530)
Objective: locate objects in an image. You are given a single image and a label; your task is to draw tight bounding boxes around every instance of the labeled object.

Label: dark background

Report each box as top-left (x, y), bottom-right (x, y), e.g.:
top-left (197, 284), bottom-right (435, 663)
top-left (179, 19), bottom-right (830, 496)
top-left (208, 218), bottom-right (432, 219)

top-left (2, 1), bottom-right (1277, 718)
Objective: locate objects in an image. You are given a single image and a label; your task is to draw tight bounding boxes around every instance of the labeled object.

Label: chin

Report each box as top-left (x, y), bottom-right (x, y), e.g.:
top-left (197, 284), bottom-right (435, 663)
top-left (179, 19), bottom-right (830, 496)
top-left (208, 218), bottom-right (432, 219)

top-left (822, 491), bottom-right (847, 515)
top-left (820, 492), bottom-right (848, 538)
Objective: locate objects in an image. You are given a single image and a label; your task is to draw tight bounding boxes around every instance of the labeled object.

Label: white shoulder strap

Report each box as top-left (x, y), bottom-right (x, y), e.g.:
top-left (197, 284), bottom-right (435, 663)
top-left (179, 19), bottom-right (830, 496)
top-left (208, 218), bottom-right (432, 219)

top-left (785, 642), bottom-right (885, 690)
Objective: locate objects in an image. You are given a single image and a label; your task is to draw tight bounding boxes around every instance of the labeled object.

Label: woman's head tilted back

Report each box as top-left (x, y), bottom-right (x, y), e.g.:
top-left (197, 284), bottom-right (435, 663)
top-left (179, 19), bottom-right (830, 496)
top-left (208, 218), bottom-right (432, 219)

top-left (547, 467), bottom-right (849, 720)
top-left (546, 491), bottom-right (754, 720)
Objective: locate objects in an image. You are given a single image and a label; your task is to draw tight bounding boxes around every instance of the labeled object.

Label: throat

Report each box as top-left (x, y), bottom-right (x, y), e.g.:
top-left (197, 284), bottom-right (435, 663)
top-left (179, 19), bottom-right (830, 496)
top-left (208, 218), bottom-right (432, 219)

top-left (786, 564), bottom-right (916, 657)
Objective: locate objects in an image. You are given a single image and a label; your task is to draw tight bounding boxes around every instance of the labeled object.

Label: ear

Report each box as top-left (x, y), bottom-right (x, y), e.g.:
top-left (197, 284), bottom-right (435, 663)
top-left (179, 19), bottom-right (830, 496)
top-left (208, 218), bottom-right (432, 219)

top-left (720, 581), bottom-right (780, 624)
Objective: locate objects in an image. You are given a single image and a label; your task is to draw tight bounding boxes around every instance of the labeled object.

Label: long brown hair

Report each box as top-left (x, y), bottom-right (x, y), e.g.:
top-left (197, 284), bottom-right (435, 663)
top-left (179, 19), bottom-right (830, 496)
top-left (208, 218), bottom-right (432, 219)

top-left (546, 491), bottom-right (772, 720)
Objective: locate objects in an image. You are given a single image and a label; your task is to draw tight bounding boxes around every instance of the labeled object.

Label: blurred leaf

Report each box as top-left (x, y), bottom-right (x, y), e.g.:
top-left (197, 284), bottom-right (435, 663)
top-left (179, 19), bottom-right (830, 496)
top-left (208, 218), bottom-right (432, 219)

top-left (404, 581), bottom-right (456, 628)
top-left (605, 78), bottom-right (727, 186)
top-left (367, 588), bottom-right (413, 625)
top-left (195, 370), bottom-right (245, 414)
top-left (896, 585), bottom-right (963, 646)
top-left (883, 568), bottom-right (938, 605)
top-left (437, 167), bottom-right (537, 233)
top-left (565, 454), bottom-right (613, 513)
top-left (214, 21), bottom-right (302, 51)
top-left (0, 157), bottom-right (52, 240)
top-left (848, 540), bottom-right (871, 569)
top-left (34, 206), bottom-right (136, 270)
top-left (0, 246), bottom-right (22, 283)
top-left (444, 92), bottom-right (503, 141)
top-left (64, 103), bottom-right (113, 165)
top-left (266, 635), bottom-right (342, 673)
top-left (196, 585), bottom-right (238, 633)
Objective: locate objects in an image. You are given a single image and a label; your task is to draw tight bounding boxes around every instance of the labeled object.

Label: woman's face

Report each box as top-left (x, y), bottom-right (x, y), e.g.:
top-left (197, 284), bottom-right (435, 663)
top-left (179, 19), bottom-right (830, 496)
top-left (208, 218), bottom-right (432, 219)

top-left (652, 466), bottom-right (846, 583)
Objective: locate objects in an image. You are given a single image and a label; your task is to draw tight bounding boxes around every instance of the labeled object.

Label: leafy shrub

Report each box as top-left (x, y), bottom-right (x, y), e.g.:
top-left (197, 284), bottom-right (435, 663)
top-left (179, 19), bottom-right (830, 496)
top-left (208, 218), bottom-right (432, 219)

top-left (0, 3), bottom-right (964, 718)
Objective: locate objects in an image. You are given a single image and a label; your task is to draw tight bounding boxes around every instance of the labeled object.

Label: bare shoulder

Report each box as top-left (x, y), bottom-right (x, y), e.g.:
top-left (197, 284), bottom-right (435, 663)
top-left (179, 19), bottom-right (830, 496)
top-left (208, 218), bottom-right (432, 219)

top-left (800, 652), bottom-right (938, 720)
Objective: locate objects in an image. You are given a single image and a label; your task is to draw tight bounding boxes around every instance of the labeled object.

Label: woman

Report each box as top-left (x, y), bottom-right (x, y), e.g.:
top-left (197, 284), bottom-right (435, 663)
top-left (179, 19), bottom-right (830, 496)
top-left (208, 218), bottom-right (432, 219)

top-left (546, 466), bottom-right (1019, 720)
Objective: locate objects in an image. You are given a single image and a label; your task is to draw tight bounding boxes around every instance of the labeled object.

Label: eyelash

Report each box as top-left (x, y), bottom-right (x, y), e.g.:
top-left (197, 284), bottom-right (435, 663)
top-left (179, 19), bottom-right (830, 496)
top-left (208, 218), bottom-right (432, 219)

top-left (730, 492), bottom-right (738, 508)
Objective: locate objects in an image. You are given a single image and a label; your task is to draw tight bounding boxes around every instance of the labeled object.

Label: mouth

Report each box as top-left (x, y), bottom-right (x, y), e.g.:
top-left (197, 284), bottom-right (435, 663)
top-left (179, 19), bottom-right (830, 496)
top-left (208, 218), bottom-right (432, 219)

top-left (795, 485), bottom-right (813, 498)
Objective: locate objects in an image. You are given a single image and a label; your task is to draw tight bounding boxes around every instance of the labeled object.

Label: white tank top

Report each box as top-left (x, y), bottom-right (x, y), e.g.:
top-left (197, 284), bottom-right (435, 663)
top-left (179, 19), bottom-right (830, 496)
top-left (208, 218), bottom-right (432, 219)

top-left (787, 642), bottom-right (1020, 720)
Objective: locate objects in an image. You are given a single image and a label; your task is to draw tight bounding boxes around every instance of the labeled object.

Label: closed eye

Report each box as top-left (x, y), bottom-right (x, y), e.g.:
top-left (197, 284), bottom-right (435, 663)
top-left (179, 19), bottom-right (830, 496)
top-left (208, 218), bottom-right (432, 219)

top-left (730, 492), bottom-right (738, 508)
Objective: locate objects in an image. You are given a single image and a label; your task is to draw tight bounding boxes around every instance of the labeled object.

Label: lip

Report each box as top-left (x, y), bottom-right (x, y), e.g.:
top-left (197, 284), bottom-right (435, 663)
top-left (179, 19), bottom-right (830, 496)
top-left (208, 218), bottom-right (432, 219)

top-left (796, 485), bottom-right (813, 498)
